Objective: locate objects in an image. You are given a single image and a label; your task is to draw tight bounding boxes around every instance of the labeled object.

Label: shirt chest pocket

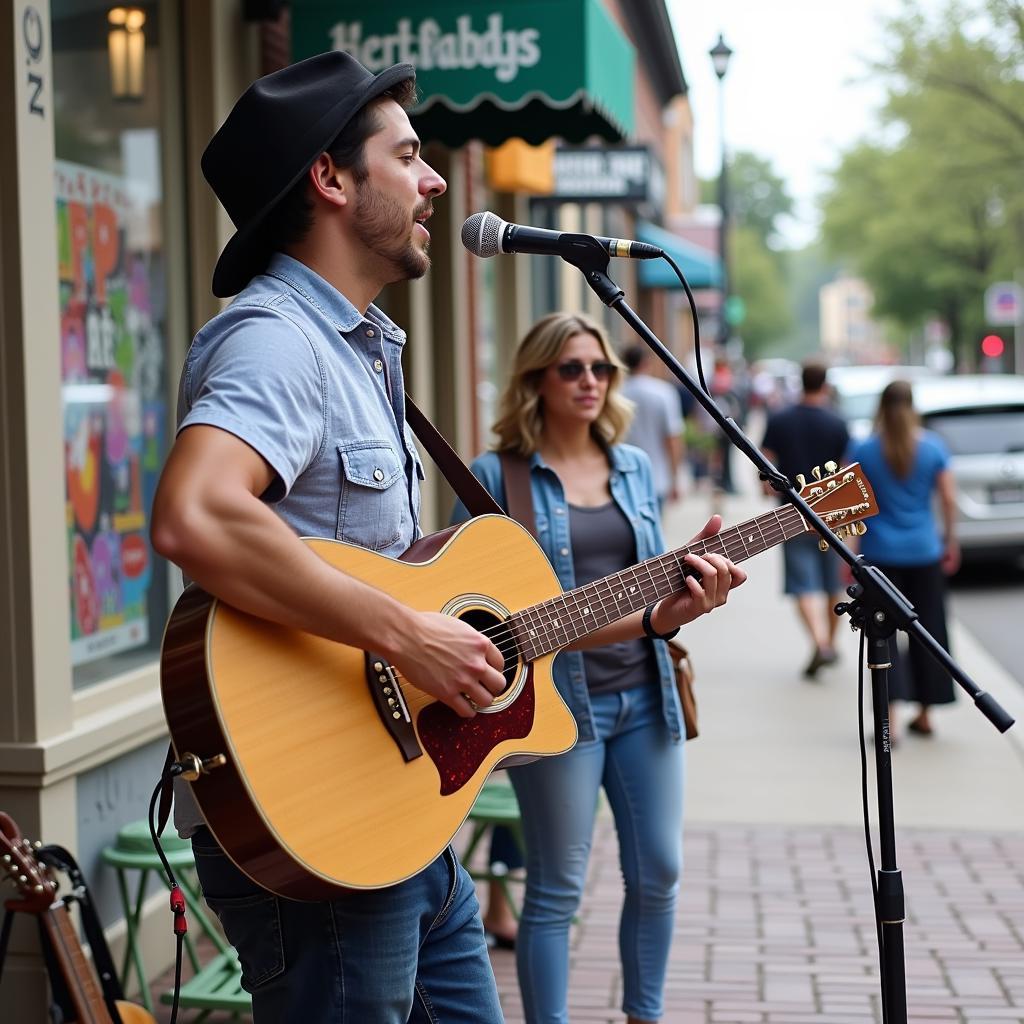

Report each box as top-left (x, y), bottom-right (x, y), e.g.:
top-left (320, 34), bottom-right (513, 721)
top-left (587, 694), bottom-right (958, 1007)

top-left (337, 441), bottom-right (406, 552)
top-left (634, 502), bottom-right (661, 560)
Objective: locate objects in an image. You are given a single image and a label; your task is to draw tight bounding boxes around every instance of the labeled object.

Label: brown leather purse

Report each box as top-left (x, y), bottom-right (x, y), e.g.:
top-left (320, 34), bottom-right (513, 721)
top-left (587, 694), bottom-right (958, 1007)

top-left (667, 638), bottom-right (699, 741)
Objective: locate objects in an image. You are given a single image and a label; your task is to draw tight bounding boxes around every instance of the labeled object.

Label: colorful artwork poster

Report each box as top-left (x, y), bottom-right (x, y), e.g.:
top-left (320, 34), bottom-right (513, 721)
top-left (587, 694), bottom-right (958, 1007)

top-left (57, 160), bottom-right (166, 666)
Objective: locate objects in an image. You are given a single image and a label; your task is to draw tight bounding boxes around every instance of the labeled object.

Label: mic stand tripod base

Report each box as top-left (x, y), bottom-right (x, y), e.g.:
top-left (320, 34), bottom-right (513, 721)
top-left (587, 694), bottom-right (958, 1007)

top-left (837, 589), bottom-right (909, 1024)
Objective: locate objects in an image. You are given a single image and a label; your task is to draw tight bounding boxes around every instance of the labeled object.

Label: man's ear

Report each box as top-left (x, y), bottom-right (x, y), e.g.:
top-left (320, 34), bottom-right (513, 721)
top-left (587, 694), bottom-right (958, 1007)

top-left (308, 154), bottom-right (347, 209)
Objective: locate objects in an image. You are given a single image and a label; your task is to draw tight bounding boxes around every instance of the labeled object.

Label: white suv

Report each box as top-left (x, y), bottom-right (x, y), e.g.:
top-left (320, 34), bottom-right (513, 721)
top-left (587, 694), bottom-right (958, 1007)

top-left (912, 374), bottom-right (1024, 562)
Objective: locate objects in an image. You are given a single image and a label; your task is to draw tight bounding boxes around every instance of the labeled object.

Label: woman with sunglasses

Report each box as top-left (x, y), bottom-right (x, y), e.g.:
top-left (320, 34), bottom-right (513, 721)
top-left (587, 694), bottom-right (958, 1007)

top-left (453, 312), bottom-right (745, 1024)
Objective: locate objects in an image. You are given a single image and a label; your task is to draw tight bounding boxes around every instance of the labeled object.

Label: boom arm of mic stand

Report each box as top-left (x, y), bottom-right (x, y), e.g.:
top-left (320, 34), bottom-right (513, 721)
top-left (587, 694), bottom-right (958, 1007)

top-left (562, 238), bottom-right (1014, 735)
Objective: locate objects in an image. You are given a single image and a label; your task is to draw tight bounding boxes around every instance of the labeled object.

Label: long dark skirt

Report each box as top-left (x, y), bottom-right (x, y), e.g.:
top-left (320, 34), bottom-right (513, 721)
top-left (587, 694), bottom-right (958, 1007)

top-left (873, 560), bottom-right (956, 707)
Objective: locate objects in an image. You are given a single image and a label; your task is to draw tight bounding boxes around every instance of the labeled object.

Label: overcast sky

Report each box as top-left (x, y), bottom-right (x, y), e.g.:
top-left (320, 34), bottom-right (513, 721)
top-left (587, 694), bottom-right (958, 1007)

top-left (668, 0), bottom-right (921, 248)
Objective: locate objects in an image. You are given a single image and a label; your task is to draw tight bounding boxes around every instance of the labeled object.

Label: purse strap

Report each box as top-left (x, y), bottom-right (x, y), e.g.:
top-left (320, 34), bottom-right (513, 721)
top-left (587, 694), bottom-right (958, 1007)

top-left (404, 393), bottom-right (504, 517)
top-left (499, 451), bottom-right (537, 540)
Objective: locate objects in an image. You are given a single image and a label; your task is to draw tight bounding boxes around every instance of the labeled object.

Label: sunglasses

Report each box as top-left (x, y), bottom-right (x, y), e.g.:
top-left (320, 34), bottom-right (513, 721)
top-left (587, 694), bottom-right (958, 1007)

top-left (554, 359), bottom-right (617, 382)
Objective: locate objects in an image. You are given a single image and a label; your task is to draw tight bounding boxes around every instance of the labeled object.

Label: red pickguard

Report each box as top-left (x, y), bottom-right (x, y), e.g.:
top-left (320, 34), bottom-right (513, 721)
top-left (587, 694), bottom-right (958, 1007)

top-left (418, 667), bottom-right (536, 794)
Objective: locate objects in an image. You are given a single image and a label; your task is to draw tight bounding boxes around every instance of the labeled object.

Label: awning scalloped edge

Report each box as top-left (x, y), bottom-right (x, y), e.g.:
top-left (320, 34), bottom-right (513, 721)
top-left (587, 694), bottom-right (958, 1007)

top-left (411, 88), bottom-right (630, 148)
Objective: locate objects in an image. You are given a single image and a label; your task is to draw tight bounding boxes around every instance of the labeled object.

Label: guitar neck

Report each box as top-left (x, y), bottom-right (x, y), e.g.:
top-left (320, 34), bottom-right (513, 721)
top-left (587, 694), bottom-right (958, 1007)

top-left (513, 503), bottom-right (809, 661)
top-left (41, 902), bottom-right (114, 1024)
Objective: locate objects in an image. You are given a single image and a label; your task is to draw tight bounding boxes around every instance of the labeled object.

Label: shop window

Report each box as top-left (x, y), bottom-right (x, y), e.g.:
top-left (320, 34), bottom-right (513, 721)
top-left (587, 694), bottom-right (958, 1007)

top-left (52, 2), bottom-right (170, 688)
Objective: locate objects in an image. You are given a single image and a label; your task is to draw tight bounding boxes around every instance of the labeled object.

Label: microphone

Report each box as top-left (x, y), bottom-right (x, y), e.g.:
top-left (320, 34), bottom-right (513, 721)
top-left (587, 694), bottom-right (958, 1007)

top-left (461, 211), bottom-right (663, 261)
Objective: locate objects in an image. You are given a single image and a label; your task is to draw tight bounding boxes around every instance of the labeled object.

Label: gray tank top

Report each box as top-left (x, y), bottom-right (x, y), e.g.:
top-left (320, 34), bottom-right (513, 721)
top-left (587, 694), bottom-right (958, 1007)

top-left (569, 502), bottom-right (658, 695)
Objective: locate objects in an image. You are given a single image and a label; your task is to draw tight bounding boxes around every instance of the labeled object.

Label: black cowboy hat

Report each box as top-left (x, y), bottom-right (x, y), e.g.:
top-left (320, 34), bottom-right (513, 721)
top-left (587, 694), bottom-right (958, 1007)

top-left (202, 51), bottom-right (416, 298)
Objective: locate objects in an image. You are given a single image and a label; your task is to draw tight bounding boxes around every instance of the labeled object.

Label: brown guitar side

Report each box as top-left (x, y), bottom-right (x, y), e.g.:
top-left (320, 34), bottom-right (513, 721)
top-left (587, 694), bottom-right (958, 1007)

top-left (161, 515), bottom-right (577, 898)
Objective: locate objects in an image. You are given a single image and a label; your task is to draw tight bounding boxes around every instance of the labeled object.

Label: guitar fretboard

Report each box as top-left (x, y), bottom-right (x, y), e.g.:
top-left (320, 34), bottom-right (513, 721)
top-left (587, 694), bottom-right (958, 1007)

top-left (510, 504), bottom-right (809, 662)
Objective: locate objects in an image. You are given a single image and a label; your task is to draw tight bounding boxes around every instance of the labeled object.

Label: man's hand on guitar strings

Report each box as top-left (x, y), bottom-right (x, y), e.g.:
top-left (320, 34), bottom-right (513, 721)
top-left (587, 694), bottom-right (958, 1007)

top-left (392, 610), bottom-right (506, 718)
top-left (650, 515), bottom-right (747, 634)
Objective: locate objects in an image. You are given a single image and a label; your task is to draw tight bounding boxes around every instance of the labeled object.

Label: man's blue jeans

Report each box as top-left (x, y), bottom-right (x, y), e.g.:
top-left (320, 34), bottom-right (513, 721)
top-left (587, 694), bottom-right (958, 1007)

top-left (191, 828), bottom-right (503, 1023)
top-left (510, 683), bottom-right (685, 1023)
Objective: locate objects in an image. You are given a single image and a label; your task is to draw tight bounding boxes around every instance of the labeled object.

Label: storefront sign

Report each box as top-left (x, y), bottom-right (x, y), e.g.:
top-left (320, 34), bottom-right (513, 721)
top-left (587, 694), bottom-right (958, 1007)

top-left (291, 0), bottom-right (635, 146)
top-left (548, 145), bottom-right (665, 211)
top-left (329, 13), bottom-right (540, 84)
top-left (22, 6), bottom-right (46, 117)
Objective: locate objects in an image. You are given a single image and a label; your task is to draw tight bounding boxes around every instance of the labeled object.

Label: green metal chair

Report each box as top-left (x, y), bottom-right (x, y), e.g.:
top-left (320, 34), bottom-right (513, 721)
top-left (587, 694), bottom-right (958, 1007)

top-left (102, 819), bottom-right (249, 1019)
top-left (461, 778), bottom-right (526, 919)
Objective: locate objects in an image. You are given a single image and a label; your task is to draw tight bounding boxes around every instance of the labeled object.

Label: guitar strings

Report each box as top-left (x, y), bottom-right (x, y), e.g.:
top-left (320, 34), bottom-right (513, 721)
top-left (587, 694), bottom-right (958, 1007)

top-left (501, 503), bottom-right (808, 655)
top-left (397, 504), bottom-right (810, 684)
top-left (396, 503), bottom-right (812, 688)
top-left (385, 503), bottom-right (821, 695)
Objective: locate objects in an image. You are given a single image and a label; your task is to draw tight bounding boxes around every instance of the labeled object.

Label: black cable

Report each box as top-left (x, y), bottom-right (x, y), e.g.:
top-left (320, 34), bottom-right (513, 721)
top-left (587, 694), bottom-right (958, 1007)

top-left (659, 251), bottom-right (711, 396)
top-left (858, 630), bottom-right (888, 1023)
top-left (148, 764), bottom-right (188, 1024)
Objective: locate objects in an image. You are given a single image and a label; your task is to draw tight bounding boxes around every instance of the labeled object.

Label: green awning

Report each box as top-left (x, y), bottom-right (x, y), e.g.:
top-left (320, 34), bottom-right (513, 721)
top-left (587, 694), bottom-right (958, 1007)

top-left (636, 221), bottom-right (722, 291)
top-left (290, 0), bottom-right (635, 147)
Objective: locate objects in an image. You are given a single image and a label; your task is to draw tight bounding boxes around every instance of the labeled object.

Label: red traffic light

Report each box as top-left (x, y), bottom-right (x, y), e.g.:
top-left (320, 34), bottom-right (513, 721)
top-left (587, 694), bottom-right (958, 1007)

top-left (981, 334), bottom-right (1004, 358)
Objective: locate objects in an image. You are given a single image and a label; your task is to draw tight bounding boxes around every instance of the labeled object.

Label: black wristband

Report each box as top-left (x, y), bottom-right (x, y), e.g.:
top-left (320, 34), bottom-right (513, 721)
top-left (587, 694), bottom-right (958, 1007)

top-left (642, 603), bottom-right (679, 641)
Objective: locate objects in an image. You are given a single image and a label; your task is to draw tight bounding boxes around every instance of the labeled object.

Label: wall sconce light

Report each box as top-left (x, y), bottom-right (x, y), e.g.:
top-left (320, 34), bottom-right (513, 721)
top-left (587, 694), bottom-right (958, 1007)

top-left (108, 6), bottom-right (146, 102)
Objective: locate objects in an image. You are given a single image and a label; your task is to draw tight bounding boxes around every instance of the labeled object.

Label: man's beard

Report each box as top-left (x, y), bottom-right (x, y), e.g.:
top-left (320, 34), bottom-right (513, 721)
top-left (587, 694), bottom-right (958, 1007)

top-left (352, 179), bottom-right (431, 281)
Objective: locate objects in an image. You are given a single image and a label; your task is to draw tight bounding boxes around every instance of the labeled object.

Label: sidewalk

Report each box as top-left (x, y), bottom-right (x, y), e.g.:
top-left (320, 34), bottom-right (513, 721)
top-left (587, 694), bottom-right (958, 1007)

top-left (481, 454), bottom-right (1024, 1023)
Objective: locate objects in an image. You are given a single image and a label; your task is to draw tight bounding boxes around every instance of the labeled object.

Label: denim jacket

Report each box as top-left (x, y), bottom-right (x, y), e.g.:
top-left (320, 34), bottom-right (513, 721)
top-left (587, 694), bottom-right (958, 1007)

top-left (452, 445), bottom-right (683, 744)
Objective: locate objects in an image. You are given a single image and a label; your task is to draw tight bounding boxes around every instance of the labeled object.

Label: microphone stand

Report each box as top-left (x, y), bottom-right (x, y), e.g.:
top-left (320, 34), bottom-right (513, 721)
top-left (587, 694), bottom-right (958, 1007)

top-left (558, 236), bottom-right (1015, 1024)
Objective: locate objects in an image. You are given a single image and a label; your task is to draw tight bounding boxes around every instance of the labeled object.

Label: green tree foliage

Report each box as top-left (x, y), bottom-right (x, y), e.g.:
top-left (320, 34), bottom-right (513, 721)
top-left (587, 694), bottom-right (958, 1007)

top-left (701, 150), bottom-right (795, 355)
top-left (821, 0), bottom-right (1023, 367)
top-left (726, 152), bottom-right (795, 250)
top-left (699, 152), bottom-right (794, 249)
top-left (731, 227), bottom-right (793, 357)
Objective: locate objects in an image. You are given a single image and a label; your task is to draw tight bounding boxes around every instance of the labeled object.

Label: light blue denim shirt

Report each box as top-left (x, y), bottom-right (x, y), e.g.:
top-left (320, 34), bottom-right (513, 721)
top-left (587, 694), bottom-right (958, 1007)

top-left (178, 253), bottom-right (424, 554)
top-left (452, 446), bottom-right (683, 744)
top-left (173, 254), bottom-right (423, 837)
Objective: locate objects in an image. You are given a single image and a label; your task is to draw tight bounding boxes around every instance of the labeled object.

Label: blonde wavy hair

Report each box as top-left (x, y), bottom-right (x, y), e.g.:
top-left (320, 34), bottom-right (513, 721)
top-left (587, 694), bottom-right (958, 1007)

top-left (875, 379), bottom-right (920, 479)
top-left (491, 312), bottom-right (633, 455)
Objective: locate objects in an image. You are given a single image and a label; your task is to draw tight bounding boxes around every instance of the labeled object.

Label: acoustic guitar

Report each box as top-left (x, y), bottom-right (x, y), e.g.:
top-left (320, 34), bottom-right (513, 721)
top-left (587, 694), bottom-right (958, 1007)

top-left (0, 812), bottom-right (155, 1024)
top-left (161, 463), bottom-right (877, 898)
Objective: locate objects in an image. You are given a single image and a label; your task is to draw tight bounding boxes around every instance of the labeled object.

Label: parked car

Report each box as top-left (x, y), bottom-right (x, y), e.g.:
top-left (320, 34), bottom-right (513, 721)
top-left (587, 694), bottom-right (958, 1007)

top-left (912, 374), bottom-right (1024, 563)
top-left (827, 364), bottom-right (938, 440)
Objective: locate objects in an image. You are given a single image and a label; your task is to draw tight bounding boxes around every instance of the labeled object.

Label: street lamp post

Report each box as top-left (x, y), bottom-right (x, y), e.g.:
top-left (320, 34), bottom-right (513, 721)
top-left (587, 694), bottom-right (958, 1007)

top-left (709, 33), bottom-right (733, 349)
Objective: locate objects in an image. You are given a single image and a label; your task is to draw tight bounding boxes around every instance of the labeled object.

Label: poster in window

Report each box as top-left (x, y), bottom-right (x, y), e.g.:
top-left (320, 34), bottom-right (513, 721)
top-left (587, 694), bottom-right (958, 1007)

top-left (57, 160), bottom-right (165, 666)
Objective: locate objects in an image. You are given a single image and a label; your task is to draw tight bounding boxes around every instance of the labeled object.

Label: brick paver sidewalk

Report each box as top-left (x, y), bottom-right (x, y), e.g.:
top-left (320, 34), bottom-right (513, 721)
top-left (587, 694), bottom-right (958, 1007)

top-left (485, 816), bottom-right (1024, 1024)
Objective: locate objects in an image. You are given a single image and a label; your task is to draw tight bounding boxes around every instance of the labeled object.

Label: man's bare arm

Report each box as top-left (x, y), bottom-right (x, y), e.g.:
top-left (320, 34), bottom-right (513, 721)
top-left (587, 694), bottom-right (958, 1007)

top-left (151, 425), bottom-right (505, 715)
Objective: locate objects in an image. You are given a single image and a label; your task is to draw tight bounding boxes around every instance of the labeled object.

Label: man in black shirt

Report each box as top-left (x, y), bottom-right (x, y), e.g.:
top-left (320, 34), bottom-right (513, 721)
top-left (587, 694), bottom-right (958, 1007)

top-left (762, 360), bottom-right (850, 677)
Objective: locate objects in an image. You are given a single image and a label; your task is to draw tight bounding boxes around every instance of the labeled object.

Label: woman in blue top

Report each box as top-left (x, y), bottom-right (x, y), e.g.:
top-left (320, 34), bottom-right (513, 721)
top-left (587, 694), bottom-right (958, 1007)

top-left (848, 380), bottom-right (960, 738)
top-left (454, 312), bottom-right (745, 1024)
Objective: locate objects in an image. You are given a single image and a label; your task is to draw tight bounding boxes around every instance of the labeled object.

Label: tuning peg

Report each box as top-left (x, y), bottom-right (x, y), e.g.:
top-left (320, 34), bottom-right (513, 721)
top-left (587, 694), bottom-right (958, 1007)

top-left (825, 460), bottom-right (838, 475)
top-left (826, 479), bottom-right (837, 490)
top-left (833, 526), bottom-right (849, 540)
top-left (33, 841), bottom-right (41, 850)
top-left (34, 884), bottom-right (45, 893)
top-left (812, 466), bottom-right (822, 481)
top-left (818, 538), bottom-right (830, 552)
top-left (3, 854), bottom-right (11, 864)
top-left (855, 522), bottom-right (867, 536)
top-left (796, 473), bottom-right (806, 488)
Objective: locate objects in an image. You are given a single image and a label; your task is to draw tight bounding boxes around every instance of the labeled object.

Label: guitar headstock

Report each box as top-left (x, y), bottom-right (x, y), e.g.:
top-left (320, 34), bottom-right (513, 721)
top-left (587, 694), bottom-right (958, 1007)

top-left (796, 461), bottom-right (878, 548)
top-left (0, 811), bottom-right (57, 911)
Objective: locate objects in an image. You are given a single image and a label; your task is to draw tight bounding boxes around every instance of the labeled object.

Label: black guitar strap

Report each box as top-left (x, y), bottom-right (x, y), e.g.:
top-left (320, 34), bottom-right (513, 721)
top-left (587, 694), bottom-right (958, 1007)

top-left (37, 844), bottom-right (127, 1021)
top-left (404, 393), bottom-right (504, 517)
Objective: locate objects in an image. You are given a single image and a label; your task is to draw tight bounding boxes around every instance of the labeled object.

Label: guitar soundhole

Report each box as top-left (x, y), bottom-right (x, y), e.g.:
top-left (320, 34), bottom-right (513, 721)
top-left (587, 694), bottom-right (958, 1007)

top-left (456, 608), bottom-right (518, 692)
